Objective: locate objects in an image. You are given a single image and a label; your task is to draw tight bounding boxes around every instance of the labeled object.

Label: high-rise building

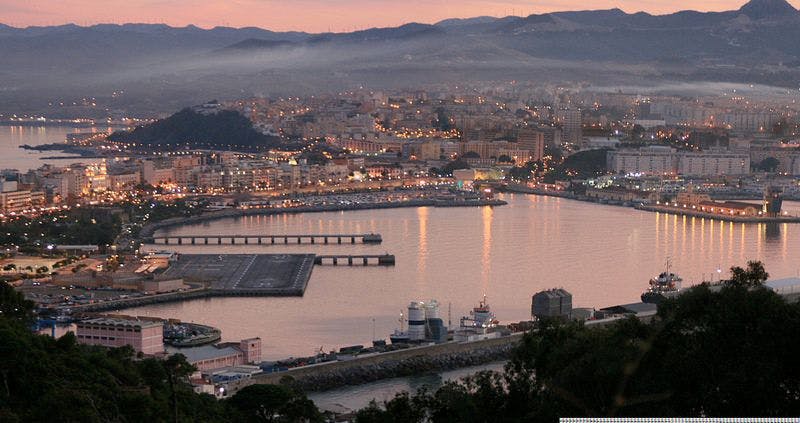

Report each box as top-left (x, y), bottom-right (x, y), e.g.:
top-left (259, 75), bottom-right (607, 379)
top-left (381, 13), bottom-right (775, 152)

top-left (517, 128), bottom-right (546, 162)
top-left (558, 109), bottom-right (583, 147)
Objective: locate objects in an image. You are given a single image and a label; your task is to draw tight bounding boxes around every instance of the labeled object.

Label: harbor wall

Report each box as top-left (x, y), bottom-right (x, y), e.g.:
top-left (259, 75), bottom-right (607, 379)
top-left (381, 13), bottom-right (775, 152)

top-left (69, 287), bottom-right (307, 312)
top-left (229, 333), bottom-right (523, 393)
top-left (140, 199), bottom-right (506, 238)
top-left (636, 204), bottom-right (800, 223)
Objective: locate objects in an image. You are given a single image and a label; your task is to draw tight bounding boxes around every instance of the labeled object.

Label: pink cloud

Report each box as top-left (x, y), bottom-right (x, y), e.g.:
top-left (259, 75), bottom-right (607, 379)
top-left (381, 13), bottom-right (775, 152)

top-left (0, 0), bottom-right (796, 32)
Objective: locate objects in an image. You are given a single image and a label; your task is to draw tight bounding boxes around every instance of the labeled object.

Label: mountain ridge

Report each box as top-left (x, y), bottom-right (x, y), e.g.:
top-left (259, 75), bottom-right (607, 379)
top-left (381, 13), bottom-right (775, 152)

top-left (2, 0), bottom-right (800, 115)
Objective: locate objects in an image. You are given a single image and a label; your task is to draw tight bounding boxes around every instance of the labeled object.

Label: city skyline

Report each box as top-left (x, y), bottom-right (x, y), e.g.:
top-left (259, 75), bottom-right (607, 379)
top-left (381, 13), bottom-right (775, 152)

top-left (1, 0), bottom-right (798, 32)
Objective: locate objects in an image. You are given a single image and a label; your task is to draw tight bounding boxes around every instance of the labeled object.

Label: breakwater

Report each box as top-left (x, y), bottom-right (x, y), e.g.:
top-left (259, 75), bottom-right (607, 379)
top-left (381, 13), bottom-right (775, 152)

top-left (66, 287), bottom-right (308, 312)
top-left (230, 334), bottom-right (522, 393)
top-left (140, 199), bottom-right (507, 239)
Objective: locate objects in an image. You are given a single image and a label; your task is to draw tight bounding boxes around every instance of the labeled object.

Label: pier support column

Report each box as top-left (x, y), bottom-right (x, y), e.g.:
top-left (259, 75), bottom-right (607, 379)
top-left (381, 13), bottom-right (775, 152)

top-left (337, 237), bottom-right (341, 244)
top-left (164, 238), bottom-right (169, 245)
top-left (351, 237), bottom-right (355, 244)
top-left (348, 257), bottom-right (353, 266)
top-left (177, 238), bottom-right (182, 245)
top-left (324, 237), bottom-right (328, 244)
top-left (311, 237), bottom-right (315, 244)
top-left (244, 237), bottom-right (248, 245)
top-left (333, 257), bottom-right (338, 265)
top-left (191, 238), bottom-right (195, 245)
top-left (271, 237), bottom-right (275, 244)
top-left (284, 237), bottom-right (288, 244)
top-left (258, 238), bottom-right (262, 245)
top-left (231, 237), bottom-right (236, 245)
top-left (218, 237), bottom-right (222, 245)
top-left (363, 257), bottom-right (368, 265)
top-left (204, 238), bottom-right (209, 245)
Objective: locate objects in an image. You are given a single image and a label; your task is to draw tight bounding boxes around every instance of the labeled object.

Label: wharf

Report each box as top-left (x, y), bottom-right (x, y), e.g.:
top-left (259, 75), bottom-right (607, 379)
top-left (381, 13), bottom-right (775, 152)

top-left (636, 204), bottom-right (800, 223)
top-left (146, 233), bottom-right (382, 245)
top-left (140, 199), bottom-right (507, 239)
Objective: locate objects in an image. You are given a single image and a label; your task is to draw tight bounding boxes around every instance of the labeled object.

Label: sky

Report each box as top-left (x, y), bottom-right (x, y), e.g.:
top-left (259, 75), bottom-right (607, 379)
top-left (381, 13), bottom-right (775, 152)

top-left (1, 0), bottom-right (798, 33)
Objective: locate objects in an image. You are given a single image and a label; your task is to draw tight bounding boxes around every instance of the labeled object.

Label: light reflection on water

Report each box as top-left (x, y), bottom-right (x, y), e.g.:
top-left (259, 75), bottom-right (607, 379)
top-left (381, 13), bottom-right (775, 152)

top-left (308, 361), bottom-right (507, 413)
top-left (0, 125), bottom-right (108, 171)
top-left (128, 195), bottom-right (800, 360)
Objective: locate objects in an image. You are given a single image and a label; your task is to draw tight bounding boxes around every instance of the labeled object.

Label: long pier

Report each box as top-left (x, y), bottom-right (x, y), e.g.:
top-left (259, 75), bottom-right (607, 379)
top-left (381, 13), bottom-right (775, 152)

top-left (314, 254), bottom-right (395, 266)
top-left (146, 233), bottom-right (382, 245)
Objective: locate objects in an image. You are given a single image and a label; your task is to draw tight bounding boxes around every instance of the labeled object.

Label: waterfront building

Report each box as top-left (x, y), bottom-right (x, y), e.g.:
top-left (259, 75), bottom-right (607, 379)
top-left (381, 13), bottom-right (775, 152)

top-left (677, 151), bottom-right (750, 176)
top-left (76, 316), bottom-right (164, 355)
top-left (607, 146), bottom-right (676, 176)
top-left (608, 147), bottom-right (750, 176)
top-left (177, 338), bottom-right (262, 371)
top-left (697, 201), bottom-right (761, 217)
top-left (585, 186), bottom-right (657, 203)
top-left (750, 144), bottom-right (800, 175)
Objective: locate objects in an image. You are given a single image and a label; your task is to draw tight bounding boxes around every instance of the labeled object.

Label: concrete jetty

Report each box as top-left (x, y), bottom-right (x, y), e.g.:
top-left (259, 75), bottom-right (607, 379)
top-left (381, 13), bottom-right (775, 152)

top-left (314, 254), bottom-right (396, 266)
top-left (147, 233), bottom-right (383, 245)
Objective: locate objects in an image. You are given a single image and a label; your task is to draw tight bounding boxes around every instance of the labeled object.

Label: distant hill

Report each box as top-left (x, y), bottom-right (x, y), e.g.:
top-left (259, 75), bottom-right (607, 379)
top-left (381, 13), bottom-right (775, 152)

top-left (216, 38), bottom-right (297, 53)
top-left (108, 108), bottom-right (280, 150)
top-left (2, 0), bottom-right (800, 115)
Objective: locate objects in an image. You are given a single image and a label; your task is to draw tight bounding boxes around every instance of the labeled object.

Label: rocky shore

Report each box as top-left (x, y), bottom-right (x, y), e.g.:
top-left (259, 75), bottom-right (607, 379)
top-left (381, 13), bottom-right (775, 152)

top-left (293, 342), bottom-right (515, 391)
top-left (236, 334), bottom-right (523, 393)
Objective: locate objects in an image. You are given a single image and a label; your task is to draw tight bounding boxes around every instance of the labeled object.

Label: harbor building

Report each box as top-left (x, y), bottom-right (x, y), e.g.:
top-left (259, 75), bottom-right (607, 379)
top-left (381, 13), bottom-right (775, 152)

top-left (532, 289), bottom-right (573, 320)
top-left (76, 316), bottom-right (164, 355)
top-left (176, 338), bottom-right (262, 372)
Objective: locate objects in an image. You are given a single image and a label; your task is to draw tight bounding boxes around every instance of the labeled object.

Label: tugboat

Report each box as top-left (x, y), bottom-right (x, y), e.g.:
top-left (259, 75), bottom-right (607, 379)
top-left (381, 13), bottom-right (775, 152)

top-left (641, 260), bottom-right (683, 304)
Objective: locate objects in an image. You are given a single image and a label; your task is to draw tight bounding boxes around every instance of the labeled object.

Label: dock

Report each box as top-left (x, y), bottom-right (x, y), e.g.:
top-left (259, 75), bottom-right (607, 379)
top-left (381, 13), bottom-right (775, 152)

top-left (146, 233), bottom-right (382, 245)
top-left (314, 254), bottom-right (396, 266)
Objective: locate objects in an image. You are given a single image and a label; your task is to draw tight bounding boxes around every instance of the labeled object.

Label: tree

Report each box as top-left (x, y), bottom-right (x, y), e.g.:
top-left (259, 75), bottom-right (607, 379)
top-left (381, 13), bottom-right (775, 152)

top-left (227, 384), bottom-right (322, 423)
top-left (462, 151), bottom-right (480, 159)
top-left (0, 282), bottom-right (34, 322)
top-left (356, 261), bottom-right (800, 420)
top-left (497, 154), bottom-right (513, 163)
top-left (726, 260), bottom-right (769, 289)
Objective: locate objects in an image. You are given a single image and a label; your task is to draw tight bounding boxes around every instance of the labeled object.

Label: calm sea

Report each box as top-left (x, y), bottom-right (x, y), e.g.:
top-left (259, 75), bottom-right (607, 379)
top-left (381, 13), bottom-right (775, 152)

top-left (128, 194), bottom-right (800, 360)
top-left (0, 125), bottom-right (107, 172)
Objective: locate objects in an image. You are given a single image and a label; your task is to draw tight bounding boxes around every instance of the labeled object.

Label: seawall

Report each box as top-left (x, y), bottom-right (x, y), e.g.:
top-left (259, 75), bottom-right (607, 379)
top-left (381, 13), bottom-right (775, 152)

top-left (229, 334), bottom-right (523, 393)
top-left (67, 287), bottom-right (307, 312)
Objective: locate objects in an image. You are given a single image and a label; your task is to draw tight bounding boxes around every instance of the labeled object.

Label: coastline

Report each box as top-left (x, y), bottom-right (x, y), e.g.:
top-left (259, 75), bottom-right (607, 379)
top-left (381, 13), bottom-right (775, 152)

top-left (503, 184), bottom-right (800, 224)
top-left (635, 204), bottom-right (800, 223)
top-left (140, 198), bottom-right (507, 239)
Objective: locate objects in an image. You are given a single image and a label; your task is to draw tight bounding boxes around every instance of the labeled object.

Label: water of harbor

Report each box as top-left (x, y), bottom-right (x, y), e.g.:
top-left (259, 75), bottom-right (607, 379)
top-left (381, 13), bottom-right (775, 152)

top-left (0, 125), bottom-right (106, 171)
top-left (308, 361), bottom-right (507, 414)
top-left (128, 195), bottom-right (800, 360)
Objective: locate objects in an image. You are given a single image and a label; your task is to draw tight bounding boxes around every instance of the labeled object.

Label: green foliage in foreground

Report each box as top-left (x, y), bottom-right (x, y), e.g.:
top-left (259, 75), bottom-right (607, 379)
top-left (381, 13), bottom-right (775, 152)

top-left (2, 261), bottom-right (799, 422)
top-left (357, 261), bottom-right (800, 421)
top-left (0, 281), bottom-right (319, 422)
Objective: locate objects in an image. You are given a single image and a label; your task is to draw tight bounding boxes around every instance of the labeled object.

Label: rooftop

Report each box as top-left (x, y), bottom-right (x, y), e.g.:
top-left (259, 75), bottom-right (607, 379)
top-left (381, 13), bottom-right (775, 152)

top-left (168, 344), bottom-right (241, 363)
top-left (79, 316), bottom-right (163, 329)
